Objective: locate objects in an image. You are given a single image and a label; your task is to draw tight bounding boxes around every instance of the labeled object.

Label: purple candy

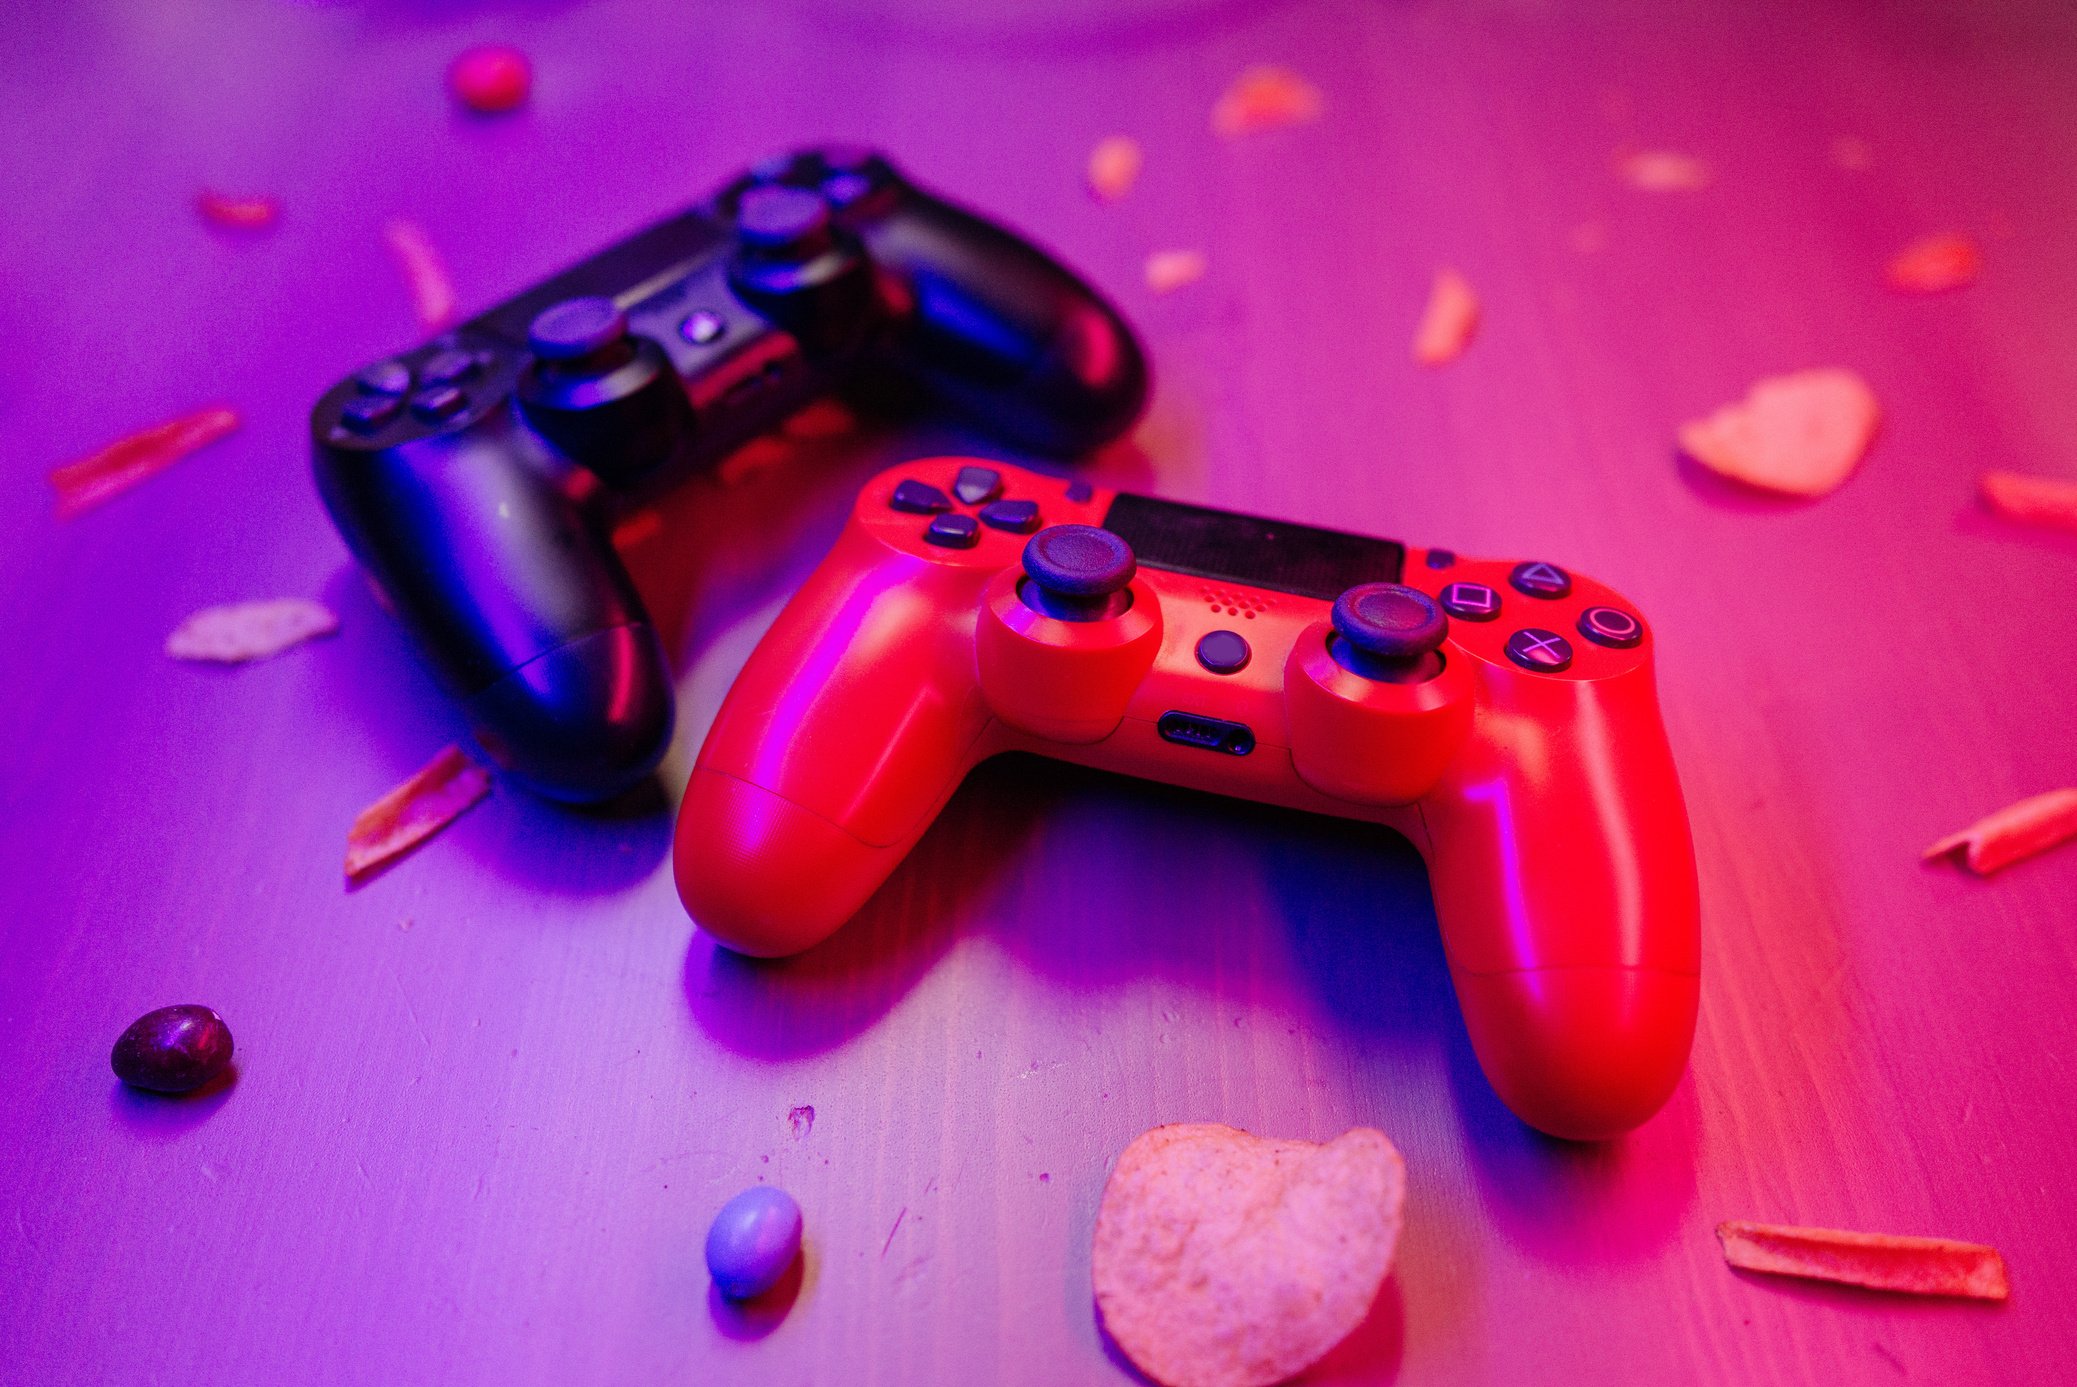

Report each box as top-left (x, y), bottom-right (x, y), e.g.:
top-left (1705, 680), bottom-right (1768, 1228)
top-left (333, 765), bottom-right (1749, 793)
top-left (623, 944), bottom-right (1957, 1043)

top-left (111, 1004), bottom-right (234, 1094)
top-left (706, 1186), bottom-right (802, 1299)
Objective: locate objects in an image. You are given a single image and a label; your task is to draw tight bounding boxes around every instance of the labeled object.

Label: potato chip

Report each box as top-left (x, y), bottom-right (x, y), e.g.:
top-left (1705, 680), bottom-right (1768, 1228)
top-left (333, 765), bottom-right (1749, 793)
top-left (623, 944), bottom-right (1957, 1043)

top-left (1092, 1124), bottom-right (1404, 1387)
top-left (344, 745), bottom-right (490, 882)
top-left (448, 43), bottom-right (532, 115)
top-left (166, 599), bottom-right (337, 664)
top-left (1923, 788), bottom-right (2077, 875)
top-left (1145, 249), bottom-right (1207, 295)
top-left (1617, 149), bottom-right (1712, 191)
top-left (48, 406), bottom-right (241, 519)
top-left (196, 190), bottom-right (281, 231)
top-left (1676, 368), bottom-right (1879, 497)
top-left (384, 218), bottom-right (457, 330)
top-left (1717, 1221), bottom-right (2008, 1301)
top-left (1412, 268), bottom-right (1479, 366)
top-left (1211, 67), bottom-right (1323, 139)
top-left (1887, 233), bottom-right (1980, 293)
top-left (1979, 470), bottom-right (2077, 536)
top-left (1087, 135), bottom-right (1143, 202)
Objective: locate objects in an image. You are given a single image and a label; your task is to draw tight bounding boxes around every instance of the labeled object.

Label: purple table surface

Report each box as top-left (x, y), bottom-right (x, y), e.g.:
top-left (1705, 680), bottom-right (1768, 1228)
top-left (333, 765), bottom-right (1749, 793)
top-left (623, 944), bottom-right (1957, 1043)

top-left (5, 1), bottom-right (2076, 1383)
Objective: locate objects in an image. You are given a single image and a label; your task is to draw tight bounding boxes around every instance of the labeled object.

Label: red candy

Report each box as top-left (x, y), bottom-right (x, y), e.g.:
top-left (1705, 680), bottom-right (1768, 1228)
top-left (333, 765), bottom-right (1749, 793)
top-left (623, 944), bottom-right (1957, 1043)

top-left (448, 44), bottom-right (532, 115)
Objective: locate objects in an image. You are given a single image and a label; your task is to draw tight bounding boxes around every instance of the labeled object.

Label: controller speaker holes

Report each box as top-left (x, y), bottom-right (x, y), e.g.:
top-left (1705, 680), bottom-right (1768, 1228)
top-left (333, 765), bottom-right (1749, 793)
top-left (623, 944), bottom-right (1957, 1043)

top-left (1201, 586), bottom-right (1267, 620)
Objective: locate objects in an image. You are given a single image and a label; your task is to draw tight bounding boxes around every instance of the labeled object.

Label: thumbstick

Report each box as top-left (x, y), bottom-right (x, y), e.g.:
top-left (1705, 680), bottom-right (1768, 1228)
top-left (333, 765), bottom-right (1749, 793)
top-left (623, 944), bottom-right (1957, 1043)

top-left (528, 296), bottom-right (631, 363)
top-left (1330, 583), bottom-right (1448, 683)
top-left (734, 185), bottom-right (833, 258)
top-left (1020, 525), bottom-right (1135, 621)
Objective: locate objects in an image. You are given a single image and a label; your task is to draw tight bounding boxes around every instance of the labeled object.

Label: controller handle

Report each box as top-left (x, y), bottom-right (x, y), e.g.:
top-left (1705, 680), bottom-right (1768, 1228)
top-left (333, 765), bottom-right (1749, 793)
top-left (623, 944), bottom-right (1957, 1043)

top-left (314, 402), bottom-right (674, 801)
top-left (674, 527), bottom-right (995, 955)
top-left (860, 182), bottom-right (1148, 456)
top-left (1418, 656), bottom-right (1700, 1140)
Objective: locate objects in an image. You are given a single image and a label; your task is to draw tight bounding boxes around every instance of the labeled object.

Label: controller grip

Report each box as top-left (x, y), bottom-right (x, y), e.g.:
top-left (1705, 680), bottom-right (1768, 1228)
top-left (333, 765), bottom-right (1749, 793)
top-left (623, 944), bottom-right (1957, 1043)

top-left (314, 407), bottom-right (673, 801)
top-left (675, 529), bottom-right (993, 954)
top-left (1420, 662), bottom-right (1700, 1139)
top-left (863, 192), bottom-right (1148, 455)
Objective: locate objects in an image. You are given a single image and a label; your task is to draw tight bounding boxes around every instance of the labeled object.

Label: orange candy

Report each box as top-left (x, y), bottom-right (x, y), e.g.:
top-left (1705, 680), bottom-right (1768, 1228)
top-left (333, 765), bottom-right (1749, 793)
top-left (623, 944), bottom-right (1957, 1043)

top-left (48, 406), bottom-right (241, 519)
top-left (1411, 268), bottom-right (1479, 366)
top-left (1886, 233), bottom-right (1980, 293)
top-left (1211, 67), bottom-right (1323, 139)
top-left (345, 745), bottom-right (491, 882)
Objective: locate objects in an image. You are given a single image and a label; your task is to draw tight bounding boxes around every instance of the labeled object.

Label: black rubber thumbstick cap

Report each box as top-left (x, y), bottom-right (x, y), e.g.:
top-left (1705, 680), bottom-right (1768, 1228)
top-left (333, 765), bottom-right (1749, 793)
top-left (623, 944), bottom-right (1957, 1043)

top-left (1023, 525), bottom-right (1135, 597)
top-left (1332, 584), bottom-right (1448, 659)
top-left (735, 184), bottom-right (831, 253)
top-left (529, 297), bottom-right (629, 362)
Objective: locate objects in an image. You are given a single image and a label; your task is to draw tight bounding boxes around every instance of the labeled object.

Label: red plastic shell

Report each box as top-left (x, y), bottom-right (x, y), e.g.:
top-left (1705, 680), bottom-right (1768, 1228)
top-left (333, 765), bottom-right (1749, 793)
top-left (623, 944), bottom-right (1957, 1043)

top-left (675, 459), bottom-right (1701, 1139)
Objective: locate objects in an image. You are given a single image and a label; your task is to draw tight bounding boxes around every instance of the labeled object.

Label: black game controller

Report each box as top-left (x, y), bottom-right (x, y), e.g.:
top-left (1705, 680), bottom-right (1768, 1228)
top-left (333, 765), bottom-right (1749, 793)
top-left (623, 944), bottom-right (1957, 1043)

top-left (313, 147), bottom-right (1148, 802)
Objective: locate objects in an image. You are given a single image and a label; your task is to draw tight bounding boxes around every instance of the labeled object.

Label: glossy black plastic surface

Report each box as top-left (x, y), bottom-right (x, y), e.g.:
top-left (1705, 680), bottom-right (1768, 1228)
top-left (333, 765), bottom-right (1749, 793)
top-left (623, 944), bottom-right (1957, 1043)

top-left (313, 147), bottom-right (1148, 801)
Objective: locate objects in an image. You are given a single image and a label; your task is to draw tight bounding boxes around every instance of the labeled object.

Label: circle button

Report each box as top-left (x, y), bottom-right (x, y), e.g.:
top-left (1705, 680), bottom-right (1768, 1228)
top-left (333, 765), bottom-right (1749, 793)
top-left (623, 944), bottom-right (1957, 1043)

top-left (1578, 606), bottom-right (1643, 649)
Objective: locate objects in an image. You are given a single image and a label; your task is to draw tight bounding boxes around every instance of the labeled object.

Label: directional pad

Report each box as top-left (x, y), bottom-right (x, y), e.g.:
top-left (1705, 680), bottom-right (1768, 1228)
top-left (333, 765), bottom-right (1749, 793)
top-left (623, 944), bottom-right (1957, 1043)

top-left (1509, 561), bottom-right (1572, 600)
top-left (953, 466), bottom-right (1003, 505)
top-left (1505, 628), bottom-right (1574, 673)
top-left (889, 479), bottom-right (952, 514)
top-left (924, 513), bottom-right (979, 549)
top-left (979, 499), bottom-right (1040, 533)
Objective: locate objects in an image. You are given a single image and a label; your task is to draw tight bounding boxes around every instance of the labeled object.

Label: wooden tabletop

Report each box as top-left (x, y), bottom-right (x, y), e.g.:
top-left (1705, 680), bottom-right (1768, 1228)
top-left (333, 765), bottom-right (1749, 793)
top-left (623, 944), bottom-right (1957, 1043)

top-left (4, 1), bottom-right (2074, 1382)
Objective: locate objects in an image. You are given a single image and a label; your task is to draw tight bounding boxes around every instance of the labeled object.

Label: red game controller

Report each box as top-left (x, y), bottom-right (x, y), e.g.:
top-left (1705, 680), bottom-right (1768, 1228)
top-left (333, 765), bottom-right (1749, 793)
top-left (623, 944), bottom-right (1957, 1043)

top-left (673, 460), bottom-right (1701, 1140)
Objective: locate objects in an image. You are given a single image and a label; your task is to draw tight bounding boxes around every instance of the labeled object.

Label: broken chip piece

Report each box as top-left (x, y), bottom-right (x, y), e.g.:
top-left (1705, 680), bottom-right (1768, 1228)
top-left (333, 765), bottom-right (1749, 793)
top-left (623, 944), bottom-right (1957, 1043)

top-left (166, 598), bottom-right (338, 664)
top-left (48, 406), bottom-right (241, 519)
top-left (1211, 66), bottom-right (1323, 139)
top-left (1717, 1221), bottom-right (2009, 1301)
top-left (1412, 268), bottom-right (1480, 366)
top-left (1145, 249), bottom-right (1207, 295)
top-left (1677, 368), bottom-right (1880, 497)
top-left (195, 190), bottom-right (281, 232)
top-left (384, 218), bottom-right (458, 330)
top-left (1980, 470), bottom-right (2077, 536)
top-left (1617, 149), bottom-right (1713, 191)
top-left (1093, 1123), bottom-right (1405, 1387)
top-left (1886, 233), bottom-right (1980, 294)
top-left (1923, 788), bottom-right (2077, 875)
top-left (1087, 135), bottom-right (1144, 202)
top-left (448, 43), bottom-right (532, 115)
top-left (344, 744), bottom-right (491, 882)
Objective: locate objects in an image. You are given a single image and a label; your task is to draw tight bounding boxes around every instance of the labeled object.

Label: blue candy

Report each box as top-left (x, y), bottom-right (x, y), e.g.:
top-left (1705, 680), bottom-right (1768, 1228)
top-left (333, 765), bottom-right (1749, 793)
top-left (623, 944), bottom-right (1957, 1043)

top-left (705, 1186), bottom-right (803, 1299)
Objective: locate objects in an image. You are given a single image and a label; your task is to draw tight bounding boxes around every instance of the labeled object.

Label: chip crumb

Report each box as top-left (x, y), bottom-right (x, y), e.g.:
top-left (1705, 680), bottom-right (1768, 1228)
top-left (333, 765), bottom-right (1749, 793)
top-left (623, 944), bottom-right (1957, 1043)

top-left (1979, 470), bottom-right (2077, 536)
top-left (166, 598), bottom-right (338, 664)
top-left (48, 406), bottom-right (241, 519)
top-left (1411, 268), bottom-right (1480, 367)
top-left (1617, 148), bottom-right (1712, 191)
top-left (384, 218), bottom-right (458, 330)
top-left (345, 745), bottom-right (490, 882)
top-left (1886, 233), bottom-right (1981, 294)
top-left (1093, 1123), bottom-right (1405, 1387)
top-left (1211, 66), bottom-right (1323, 139)
top-left (1717, 1221), bottom-right (2009, 1301)
top-left (1569, 221), bottom-right (1608, 254)
top-left (1145, 249), bottom-right (1207, 294)
top-left (1677, 368), bottom-right (1879, 497)
top-left (1087, 135), bottom-right (1144, 201)
top-left (610, 510), bottom-right (665, 550)
top-left (1924, 788), bottom-right (2077, 875)
top-left (196, 190), bottom-right (281, 231)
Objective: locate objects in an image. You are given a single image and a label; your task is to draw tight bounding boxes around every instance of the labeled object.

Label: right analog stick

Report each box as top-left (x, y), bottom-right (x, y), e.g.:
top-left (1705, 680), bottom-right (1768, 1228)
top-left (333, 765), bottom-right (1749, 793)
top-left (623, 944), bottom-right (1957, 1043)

top-left (1020, 525), bottom-right (1135, 621)
top-left (1331, 583), bottom-right (1448, 683)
